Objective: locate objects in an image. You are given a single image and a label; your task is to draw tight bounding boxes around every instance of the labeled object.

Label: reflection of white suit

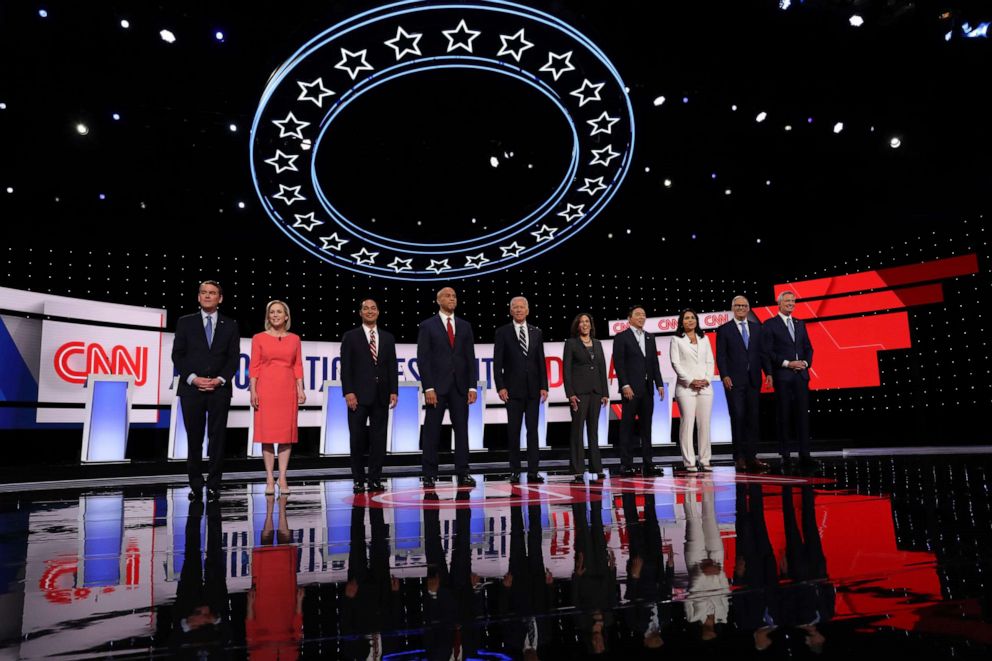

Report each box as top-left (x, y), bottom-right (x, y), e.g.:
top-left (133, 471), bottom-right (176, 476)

top-left (683, 490), bottom-right (730, 625)
top-left (670, 334), bottom-right (715, 468)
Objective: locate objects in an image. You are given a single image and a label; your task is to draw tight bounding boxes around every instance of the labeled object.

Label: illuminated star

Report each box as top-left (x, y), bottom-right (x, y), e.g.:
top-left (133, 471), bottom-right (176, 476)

top-left (388, 256), bottom-right (413, 272)
top-left (465, 253), bottom-right (490, 269)
top-left (500, 242), bottom-right (525, 258)
top-left (264, 149), bottom-right (299, 174)
top-left (297, 78), bottom-right (334, 107)
top-left (442, 19), bottom-right (481, 53)
top-left (539, 51), bottom-right (575, 81)
top-left (577, 177), bottom-right (606, 196)
top-left (272, 111), bottom-right (310, 140)
top-left (497, 29), bottom-right (533, 62)
top-left (557, 203), bottom-right (585, 222)
top-left (531, 224), bottom-right (558, 242)
top-left (293, 212), bottom-right (323, 231)
top-left (586, 111), bottom-right (620, 136)
top-left (273, 184), bottom-right (305, 206)
top-left (384, 26), bottom-right (423, 60)
top-left (570, 79), bottom-right (605, 107)
top-left (426, 258), bottom-right (451, 274)
top-left (351, 247), bottom-right (378, 265)
top-left (319, 233), bottom-right (348, 251)
top-left (335, 48), bottom-right (374, 80)
top-left (590, 145), bottom-right (620, 167)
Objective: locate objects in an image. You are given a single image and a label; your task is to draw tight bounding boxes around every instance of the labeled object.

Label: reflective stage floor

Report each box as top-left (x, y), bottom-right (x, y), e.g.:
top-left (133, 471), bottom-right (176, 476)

top-left (1, 455), bottom-right (990, 659)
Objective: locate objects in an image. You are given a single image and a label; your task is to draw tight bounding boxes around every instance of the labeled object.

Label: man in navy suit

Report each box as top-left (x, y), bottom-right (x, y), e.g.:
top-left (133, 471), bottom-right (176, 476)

top-left (716, 296), bottom-right (770, 473)
top-left (760, 291), bottom-right (820, 472)
top-left (494, 296), bottom-right (549, 484)
top-left (612, 305), bottom-right (666, 477)
top-left (340, 298), bottom-right (399, 494)
top-left (417, 287), bottom-right (479, 488)
top-left (171, 280), bottom-right (241, 502)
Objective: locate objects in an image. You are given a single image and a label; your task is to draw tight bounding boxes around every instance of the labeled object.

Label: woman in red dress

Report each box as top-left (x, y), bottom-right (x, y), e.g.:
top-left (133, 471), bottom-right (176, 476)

top-left (250, 300), bottom-right (305, 495)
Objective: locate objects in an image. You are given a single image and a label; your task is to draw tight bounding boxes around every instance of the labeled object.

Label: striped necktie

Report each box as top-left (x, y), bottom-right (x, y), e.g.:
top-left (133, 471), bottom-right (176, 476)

top-left (517, 325), bottom-right (528, 356)
top-left (369, 328), bottom-right (377, 364)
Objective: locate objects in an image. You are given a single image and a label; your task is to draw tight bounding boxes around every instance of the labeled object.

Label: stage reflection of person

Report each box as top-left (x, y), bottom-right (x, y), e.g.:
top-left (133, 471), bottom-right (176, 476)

top-left (423, 492), bottom-right (484, 660)
top-left (571, 499), bottom-right (617, 655)
top-left (621, 492), bottom-right (673, 650)
top-left (499, 504), bottom-right (555, 659)
top-left (684, 486), bottom-right (730, 642)
top-left (733, 483), bottom-right (781, 652)
top-left (246, 494), bottom-right (303, 660)
top-left (172, 500), bottom-right (228, 650)
top-left (341, 503), bottom-right (401, 660)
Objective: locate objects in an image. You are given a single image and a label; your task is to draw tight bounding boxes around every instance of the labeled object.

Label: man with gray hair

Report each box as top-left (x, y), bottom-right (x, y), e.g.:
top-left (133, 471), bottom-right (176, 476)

top-left (493, 296), bottom-right (549, 483)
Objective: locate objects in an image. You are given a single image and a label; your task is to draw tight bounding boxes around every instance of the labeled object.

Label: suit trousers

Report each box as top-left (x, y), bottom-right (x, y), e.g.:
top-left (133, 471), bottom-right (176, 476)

top-left (422, 392), bottom-right (470, 477)
top-left (181, 390), bottom-right (230, 492)
top-left (506, 397), bottom-right (541, 473)
top-left (726, 382), bottom-right (760, 460)
top-left (568, 394), bottom-right (604, 474)
top-left (773, 371), bottom-right (811, 459)
top-left (619, 384), bottom-right (656, 469)
top-left (348, 396), bottom-right (389, 481)
top-left (676, 391), bottom-right (713, 468)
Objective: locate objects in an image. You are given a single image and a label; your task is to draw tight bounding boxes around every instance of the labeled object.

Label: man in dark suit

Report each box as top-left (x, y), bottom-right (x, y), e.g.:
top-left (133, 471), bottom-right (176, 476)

top-left (417, 287), bottom-right (479, 488)
top-left (494, 296), bottom-right (549, 484)
top-left (760, 291), bottom-right (819, 472)
top-left (716, 296), bottom-right (770, 473)
top-left (171, 280), bottom-right (241, 502)
top-left (612, 305), bottom-right (666, 477)
top-left (340, 298), bottom-right (399, 494)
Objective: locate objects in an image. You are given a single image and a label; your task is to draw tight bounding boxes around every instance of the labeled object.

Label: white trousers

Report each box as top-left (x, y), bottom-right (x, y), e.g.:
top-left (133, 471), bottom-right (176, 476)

top-left (676, 392), bottom-right (713, 468)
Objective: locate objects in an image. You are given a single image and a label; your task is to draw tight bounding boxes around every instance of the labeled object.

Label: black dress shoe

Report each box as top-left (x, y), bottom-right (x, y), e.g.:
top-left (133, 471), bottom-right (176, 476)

top-left (527, 473), bottom-right (545, 484)
top-left (206, 488), bottom-right (220, 503)
top-left (619, 466), bottom-right (636, 477)
top-left (367, 480), bottom-right (386, 492)
top-left (642, 465), bottom-right (664, 476)
top-left (597, 473), bottom-right (607, 481)
top-left (735, 458), bottom-right (749, 471)
top-left (509, 472), bottom-right (521, 484)
top-left (353, 480), bottom-right (366, 494)
top-left (188, 489), bottom-right (202, 502)
top-left (747, 458), bottom-right (771, 473)
top-left (422, 476), bottom-right (436, 489)
top-left (457, 475), bottom-right (477, 488)
top-left (573, 474), bottom-right (585, 484)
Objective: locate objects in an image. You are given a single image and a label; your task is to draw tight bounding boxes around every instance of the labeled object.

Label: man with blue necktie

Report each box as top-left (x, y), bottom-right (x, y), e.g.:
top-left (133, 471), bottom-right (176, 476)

top-left (760, 291), bottom-right (819, 473)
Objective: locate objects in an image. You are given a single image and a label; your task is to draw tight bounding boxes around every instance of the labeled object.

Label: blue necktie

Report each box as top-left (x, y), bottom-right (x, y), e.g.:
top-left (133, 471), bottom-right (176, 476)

top-left (741, 321), bottom-right (749, 349)
top-left (787, 316), bottom-right (795, 341)
top-left (205, 314), bottom-right (214, 348)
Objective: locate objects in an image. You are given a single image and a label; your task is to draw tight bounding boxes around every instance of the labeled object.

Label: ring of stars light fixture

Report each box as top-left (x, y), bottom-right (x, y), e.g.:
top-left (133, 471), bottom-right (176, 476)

top-left (250, 0), bottom-right (635, 280)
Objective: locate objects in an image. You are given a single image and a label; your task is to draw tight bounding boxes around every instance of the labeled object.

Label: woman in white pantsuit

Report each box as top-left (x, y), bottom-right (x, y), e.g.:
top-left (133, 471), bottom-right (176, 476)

top-left (670, 309), bottom-right (715, 472)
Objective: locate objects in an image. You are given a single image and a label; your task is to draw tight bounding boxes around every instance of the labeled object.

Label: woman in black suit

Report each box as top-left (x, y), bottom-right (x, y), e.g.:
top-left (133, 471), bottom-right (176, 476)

top-left (563, 313), bottom-right (610, 483)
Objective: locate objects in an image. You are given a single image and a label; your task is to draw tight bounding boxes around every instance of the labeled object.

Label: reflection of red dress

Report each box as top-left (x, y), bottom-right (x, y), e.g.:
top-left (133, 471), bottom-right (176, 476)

top-left (246, 545), bottom-right (302, 661)
top-left (250, 333), bottom-right (303, 444)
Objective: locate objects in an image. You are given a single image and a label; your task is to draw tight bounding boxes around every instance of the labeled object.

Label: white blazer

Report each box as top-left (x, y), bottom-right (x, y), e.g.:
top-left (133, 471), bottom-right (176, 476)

top-left (670, 333), bottom-right (715, 397)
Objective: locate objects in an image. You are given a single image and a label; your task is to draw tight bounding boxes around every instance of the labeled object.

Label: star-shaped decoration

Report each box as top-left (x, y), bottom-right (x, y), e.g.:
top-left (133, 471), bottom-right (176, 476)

top-left (351, 247), bottom-right (378, 265)
top-left (531, 224), bottom-right (558, 242)
top-left (296, 78), bottom-right (334, 108)
top-left (465, 253), bottom-right (490, 269)
top-left (384, 26), bottom-right (423, 60)
top-left (500, 242), bottom-right (525, 258)
top-left (577, 177), bottom-right (607, 196)
top-left (587, 111), bottom-right (620, 136)
top-left (292, 212), bottom-right (323, 231)
top-left (335, 48), bottom-right (374, 80)
top-left (590, 145), bottom-right (620, 167)
top-left (557, 203), bottom-right (586, 222)
top-left (388, 256), bottom-right (413, 273)
top-left (272, 111), bottom-right (310, 140)
top-left (497, 28), bottom-right (533, 62)
top-left (570, 79), bottom-right (605, 107)
top-left (442, 19), bottom-right (481, 53)
top-left (319, 233), bottom-right (348, 251)
top-left (264, 149), bottom-right (299, 174)
top-left (273, 184), bottom-right (305, 206)
top-left (426, 258), bottom-right (451, 274)
top-left (539, 51), bottom-right (575, 81)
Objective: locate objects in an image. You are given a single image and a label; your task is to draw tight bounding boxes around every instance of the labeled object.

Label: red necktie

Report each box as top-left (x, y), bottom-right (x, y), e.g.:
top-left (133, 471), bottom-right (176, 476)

top-left (447, 317), bottom-right (455, 348)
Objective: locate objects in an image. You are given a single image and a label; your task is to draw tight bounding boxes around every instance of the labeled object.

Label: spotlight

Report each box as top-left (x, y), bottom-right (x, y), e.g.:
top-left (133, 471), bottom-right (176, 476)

top-left (724, 189), bottom-right (732, 195)
top-left (0, 103), bottom-right (6, 110)
top-left (112, 112), bottom-right (121, 121)
top-left (39, 9), bottom-right (48, 18)
top-left (490, 156), bottom-right (499, 167)
top-left (237, 201), bottom-right (246, 209)
top-left (779, 0), bottom-right (791, 9)
top-left (301, 139), bottom-right (312, 151)
top-left (160, 29), bottom-right (176, 44)
top-left (682, 96), bottom-right (689, 103)
top-left (5, 187), bottom-right (13, 194)
top-left (663, 179), bottom-right (672, 188)
top-left (833, 122), bottom-right (844, 134)
top-left (731, 104), bottom-right (737, 111)
top-left (653, 96), bottom-right (665, 106)
top-left (120, 19), bottom-right (130, 29)
top-left (98, 193), bottom-right (106, 200)
top-left (849, 15), bottom-right (864, 27)
top-left (215, 31), bottom-right (225, 41)
top-left (784, 125), bottom-right (792, 131)
top-left (228, 123), bottom-right (237, 132)
top-left (76, 123), bottom-right (89, 135)
top-left (755, 111), bottom-right (767, 123)
top-left (889, 137), bottom-right (902, 148)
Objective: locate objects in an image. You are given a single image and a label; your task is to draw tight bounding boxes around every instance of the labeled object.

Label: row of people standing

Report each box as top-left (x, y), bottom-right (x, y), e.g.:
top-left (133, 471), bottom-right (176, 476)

top-left (171, 281), bottom-right (817, 501)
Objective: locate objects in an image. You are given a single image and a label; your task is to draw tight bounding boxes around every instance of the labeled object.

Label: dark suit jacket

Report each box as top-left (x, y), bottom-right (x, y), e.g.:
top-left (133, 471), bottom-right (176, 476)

top-left (760, 314), bottom-right (814, 380)
top-left (563, 337), bottom-right (608, 397)
top-left (416, 315), bottom-right (478, 396)
top-left (493, 322), bottom-right (548, 399)
top-left (716, 318), bottom-right (764, 388)
top-left (340, 326), bottom-right (399, 403)
top-left (612, 328), bottom-right (664, 396)
top-left (172, 311), bottom-right (241, 398)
